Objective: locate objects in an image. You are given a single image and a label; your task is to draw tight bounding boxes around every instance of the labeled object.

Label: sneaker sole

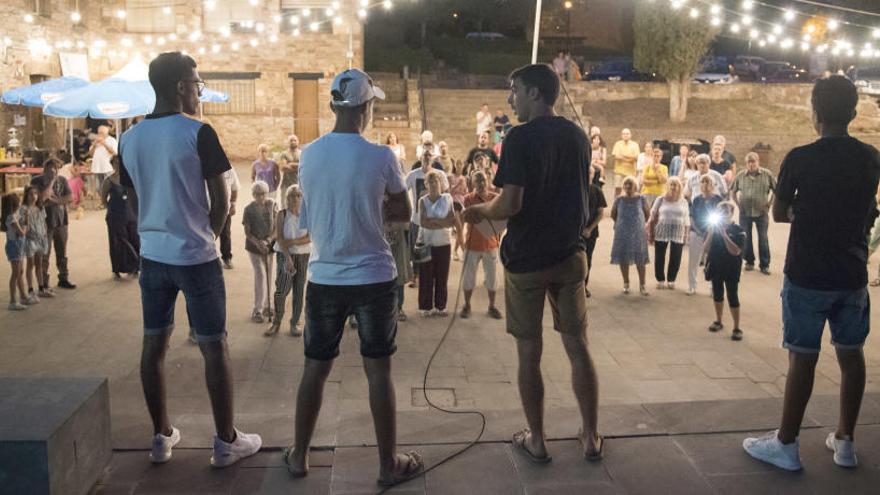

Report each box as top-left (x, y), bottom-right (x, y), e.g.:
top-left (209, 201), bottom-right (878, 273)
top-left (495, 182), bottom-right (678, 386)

top-left (210, 447), bottom-right (260, 468)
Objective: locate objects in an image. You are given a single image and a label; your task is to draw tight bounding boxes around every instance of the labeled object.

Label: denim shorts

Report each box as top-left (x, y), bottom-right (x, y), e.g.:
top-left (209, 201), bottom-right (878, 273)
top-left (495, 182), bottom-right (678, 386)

top-left (5, 239), bottom-right (24, 262)
top-left (781, 276), bottom-right (870, 354)
top-left (304, 279), bottom-right (397, 360)
top-left (139, 258), bottom-right (227, 343)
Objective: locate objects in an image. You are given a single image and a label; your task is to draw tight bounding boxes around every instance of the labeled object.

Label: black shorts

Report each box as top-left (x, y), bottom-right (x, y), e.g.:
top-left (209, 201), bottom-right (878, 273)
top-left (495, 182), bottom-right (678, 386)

top-left (304, 279), bottom-right (398, 360)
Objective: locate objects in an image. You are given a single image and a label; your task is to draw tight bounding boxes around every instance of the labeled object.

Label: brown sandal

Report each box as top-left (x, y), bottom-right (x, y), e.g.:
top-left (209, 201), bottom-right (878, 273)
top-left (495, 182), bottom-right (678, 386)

top-left (512, 429), bottom-right (552, 464)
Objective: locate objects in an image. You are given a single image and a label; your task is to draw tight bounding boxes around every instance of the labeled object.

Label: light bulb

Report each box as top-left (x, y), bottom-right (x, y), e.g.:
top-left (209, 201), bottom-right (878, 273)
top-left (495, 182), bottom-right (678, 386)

top-left (710, 4), bottom-right (721, 15)
top-left (116, 9), bottom-right (127, 19)
top-left (163, 6), bottom-right (171, 15)
top-left (742, 15), bottom-right (752, 26)
top-left (783, 9), bottom-right (795, 22)
top-left (383, 0), bottom-right (393, 9)
top-left (24, 14), bottom-right (34, 23)
top-left (309, 22), bottom-right (319, 31)
top-left (70, 11), bottom-right (81, 23)
top-left (742, 0), bottom-right (753, 11)
top-left (828, 20), bottom-right (839, 31)
top-left (710, 17), bottom-right (721, 27)
top-left (302, 8), bottom-right (311, 17)
top-left (689, 8), bottom-right (699, 18)
top-left (730, 23), bottom-right (740, 34)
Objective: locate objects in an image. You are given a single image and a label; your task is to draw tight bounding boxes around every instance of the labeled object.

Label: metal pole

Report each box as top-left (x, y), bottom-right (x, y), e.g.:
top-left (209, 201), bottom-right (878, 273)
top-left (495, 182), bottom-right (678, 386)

top-left (69, 119), bottom-right (74, 165)
top-left (531, 0), bottom-right (543, 64)
top-left (348, 25), bottom-right (354, 69)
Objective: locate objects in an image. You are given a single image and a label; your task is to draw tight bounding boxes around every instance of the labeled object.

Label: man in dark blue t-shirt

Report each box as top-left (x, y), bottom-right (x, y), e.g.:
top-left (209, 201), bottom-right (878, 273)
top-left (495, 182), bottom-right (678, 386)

top-left (744, 76), bottom-right (880, 471)
top-left (463, 64), bottom-right (601, 463)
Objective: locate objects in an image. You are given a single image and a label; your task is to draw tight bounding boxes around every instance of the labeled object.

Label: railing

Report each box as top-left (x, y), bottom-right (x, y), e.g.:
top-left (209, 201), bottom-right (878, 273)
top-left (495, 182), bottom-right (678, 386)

top-left (418, 68), bottom-right (428, 132)
top-left (559, 81), bottom-right (585, 129)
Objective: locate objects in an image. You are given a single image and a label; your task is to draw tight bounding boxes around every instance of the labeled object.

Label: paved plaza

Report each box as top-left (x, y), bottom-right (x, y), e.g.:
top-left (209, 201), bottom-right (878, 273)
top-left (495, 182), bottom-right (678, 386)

top-left (2, 164), bottom-right (880, 494)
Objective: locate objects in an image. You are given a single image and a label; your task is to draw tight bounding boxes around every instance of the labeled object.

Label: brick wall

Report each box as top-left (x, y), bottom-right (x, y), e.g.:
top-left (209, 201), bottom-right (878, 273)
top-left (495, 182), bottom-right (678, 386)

top-left (1, 0), bottom-right (365, 160)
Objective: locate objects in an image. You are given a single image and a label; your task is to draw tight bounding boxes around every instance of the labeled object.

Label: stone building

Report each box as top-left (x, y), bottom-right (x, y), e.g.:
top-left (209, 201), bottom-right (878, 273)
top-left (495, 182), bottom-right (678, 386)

top-left (528, 0), bottom-right (635, 54)
top-left (1, 0), bottom-right (366, 160)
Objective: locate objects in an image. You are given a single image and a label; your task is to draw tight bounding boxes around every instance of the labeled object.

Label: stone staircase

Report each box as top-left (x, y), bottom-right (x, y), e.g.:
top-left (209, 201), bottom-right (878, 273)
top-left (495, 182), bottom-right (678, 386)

top-left (367, 73), bottom-right (420, 161)
top-left (423, 89), bottom-right (512, 161)
top-left (423, 86), bottom-right (587, 161)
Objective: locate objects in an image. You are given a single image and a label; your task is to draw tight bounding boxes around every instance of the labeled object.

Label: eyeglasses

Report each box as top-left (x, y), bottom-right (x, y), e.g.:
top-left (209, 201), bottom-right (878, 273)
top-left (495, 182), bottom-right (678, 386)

top-left (182, 79), bottom-right (206, 95)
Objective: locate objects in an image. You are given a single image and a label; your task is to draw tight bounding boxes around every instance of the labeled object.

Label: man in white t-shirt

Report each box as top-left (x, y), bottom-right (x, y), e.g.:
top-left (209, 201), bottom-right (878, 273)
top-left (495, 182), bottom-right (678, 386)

top-left (285, 69), bottom-right (421, 485)
top-left (89, 124), bottom-right (117, 186)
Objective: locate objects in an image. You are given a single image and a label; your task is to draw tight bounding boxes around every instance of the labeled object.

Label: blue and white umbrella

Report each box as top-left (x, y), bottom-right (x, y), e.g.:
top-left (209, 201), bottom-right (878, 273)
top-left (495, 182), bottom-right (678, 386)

top-left (43, 77), bottom-right (157, 119)
top-left (200, 88), bottom-right (229, 103)
top-left (1, 76), bottom-right (90, 107)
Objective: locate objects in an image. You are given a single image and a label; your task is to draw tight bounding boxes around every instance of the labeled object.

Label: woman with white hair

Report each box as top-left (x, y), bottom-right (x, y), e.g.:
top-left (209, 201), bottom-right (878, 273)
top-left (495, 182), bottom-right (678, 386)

top-left (265, 185), bottom-right (310, 337)
top-left (647, 177), bottom-right (689, 289)
top-left (687, 174), bottom-right (724, 295)
top-left (415, 130), bottom-right (436, 158)
top-left (242, 180), bottom-right (277, 324)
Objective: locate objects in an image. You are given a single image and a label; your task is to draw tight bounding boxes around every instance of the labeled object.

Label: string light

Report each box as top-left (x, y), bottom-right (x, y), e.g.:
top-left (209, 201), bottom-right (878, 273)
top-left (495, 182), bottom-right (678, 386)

top-left (249, 0), bottom-right (259, 6)
top-left (310, 21), bottom-right (320, 31)
top-left (689, 8), bottom-right (699, 18)
top-left (70, 11), bottom-right (81, 23)
top-left (742, 0), bottom-right (754, 11)
top-left (24, 13), bottom-right (34, 23)
top-left (383, 0), bottom-right (394, 9)
top-left (302, 8), bottom-right (311, 17)
top-left (742, 15), bottom-right (753, 26)
top-left (730, 23), bottom-right (741, 33)
top-left (783, 9), bottom-right (795, 22)
top-left (116, 9), bottom-right (127, 19)
top-left (163, 6), bottom-right (171, 15)
top-left (290, 16), bottom-right (300, 25)
top-left (710, 4), bottom-right (721, 15)
top-left (828, 19), bottom-right (839, 31)
top-left (204, 0), bottom-right (216, 12)
top-left (710, 17), bottom-right (721, 27)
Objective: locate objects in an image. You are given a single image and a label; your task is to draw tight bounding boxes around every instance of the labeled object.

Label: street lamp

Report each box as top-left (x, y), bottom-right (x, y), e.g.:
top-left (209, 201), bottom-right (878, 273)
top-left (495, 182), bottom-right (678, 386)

top-left (564, 1), bottom-right (573, 52)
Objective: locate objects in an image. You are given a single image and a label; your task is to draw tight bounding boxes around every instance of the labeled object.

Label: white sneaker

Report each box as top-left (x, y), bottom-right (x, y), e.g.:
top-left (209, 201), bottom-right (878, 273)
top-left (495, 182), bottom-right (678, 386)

top-left (38, 288), bottom-right (55, 298)
top-left (211, 428), bottom-right (262, 468)
top-left (149, 427), bottom-right (181, 463)
top-left (8, 302), bottom-right (27, 311)
top-left (656, 282), bottom-right (665, 290)
top-left (667, 282), bottom-right (675, 290)
top-left (743, 430), bottom-right (803, 471)
top-left (686, 288), bottom-right (696, 296)
top-left (825, 433), bottom-right (857, 468)
top-left (25, 293), bottom-right (40, 305)
top-left (420, 310), bottom-right (432, 318)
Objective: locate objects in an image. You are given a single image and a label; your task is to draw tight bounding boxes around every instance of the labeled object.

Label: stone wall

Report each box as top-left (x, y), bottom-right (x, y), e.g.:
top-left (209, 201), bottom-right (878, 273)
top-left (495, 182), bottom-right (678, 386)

top-left (1, 0), bottom-right (365, 160)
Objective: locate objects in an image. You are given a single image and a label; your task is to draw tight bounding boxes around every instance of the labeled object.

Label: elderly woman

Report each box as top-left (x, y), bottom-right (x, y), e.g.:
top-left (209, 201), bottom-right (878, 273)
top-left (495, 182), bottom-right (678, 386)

top-left (611, 176), bottom-right (651, 296)
top-left (687, 174), bottom-right (724, 295)
top-left (415, 130), bottom-right (437, 158)
top-left (265, 185), bottom-right (310, 337)
top-left (242, 180), bottom-right (277, 324)
top-left (252, 143), bottom-right (281, 195)
top-left (647, 177), bottom-right (689, 290)
top-left (640, 147), bottom-right (668, 208)
top-left (386, 132), bottom-right (406, 163)
top-left (684, 153), bottom-right (727, 201)
top-left (417, 170), bottom-right (462, 317)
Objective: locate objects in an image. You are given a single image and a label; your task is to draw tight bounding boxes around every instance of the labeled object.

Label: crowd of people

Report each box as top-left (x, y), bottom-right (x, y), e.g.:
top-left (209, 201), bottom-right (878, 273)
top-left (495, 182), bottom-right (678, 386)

top-left (1, 53), bottom-right (878, 485)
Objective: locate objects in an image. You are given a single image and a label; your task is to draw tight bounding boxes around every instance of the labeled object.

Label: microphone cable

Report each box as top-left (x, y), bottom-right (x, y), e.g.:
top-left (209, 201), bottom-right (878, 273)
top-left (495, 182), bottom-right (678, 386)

top-left (377, 208), bottom-right (501, 494)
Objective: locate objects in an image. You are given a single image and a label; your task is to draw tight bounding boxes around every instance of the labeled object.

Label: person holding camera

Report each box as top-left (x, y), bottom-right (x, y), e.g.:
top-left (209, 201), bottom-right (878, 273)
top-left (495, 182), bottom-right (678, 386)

top-left (703, 201), bottom-right (746, 340)
top-left (687, 175), bottom-right (724, 295)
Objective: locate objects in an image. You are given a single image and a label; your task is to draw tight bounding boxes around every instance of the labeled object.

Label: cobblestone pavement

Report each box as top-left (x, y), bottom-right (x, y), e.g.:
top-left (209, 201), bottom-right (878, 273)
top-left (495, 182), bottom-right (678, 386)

top-left (1, 164), bottom-right (879, 493)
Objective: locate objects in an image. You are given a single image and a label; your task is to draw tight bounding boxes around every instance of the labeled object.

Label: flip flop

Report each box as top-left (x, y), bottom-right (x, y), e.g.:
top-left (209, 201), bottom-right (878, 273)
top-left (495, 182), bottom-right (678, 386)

top-left (282, 446), bottom-right (308, 478)
top-left (512, 429), bottom-right (552, 464)
top-left (578, 430), bottom-right (604, 461)
top-left (376, 451), bottom-right (424, 487)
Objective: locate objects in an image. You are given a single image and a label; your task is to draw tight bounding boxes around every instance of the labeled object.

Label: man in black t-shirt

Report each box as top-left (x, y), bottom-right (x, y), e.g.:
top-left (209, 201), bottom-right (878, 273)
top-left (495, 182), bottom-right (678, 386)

top-left (465, 131), bottom-right (499, 170)
top-left (744, 76), bottom-right (880, 472)
top-left (31, 158), bottom-right (75, 290)
top-left (709, 145), bottom-right (733, 184)
top-left (463, 64), bottom-right (601, 463)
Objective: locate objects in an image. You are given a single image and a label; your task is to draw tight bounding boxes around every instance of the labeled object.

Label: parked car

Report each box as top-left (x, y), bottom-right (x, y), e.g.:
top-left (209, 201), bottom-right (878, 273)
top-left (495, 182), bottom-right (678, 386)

top-left (584, 59), bottom-right (656, 82)
top-left (848, 66), bottom-right (880, 96)
top-left (465, 32), bottom-right (506, 40)
top-left (759, 61), bottom-right (795, 81)
top-left (764, 68), bottom-right (813, 84)
top-left (653, 138), bottom-right (711, 166)
top-left (733, 55), bottom-right (766, 81)
top-left (694, 57), bottom-right (737, 84)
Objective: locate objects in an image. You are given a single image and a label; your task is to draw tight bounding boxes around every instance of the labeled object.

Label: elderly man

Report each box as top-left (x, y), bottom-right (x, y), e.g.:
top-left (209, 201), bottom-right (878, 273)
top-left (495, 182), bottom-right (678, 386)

top-left (31, 158), bottom-right (75, 289)
top-left (610, 128), bottom-right (639, 198)
top-left (279, 134), bottom-right (301, 191)
top-left (683, 153), bottom-right (727, 200)
top-left (89, 124), bottom-right (117, 192)
top-left (730, 152), bottom-right (776, 274)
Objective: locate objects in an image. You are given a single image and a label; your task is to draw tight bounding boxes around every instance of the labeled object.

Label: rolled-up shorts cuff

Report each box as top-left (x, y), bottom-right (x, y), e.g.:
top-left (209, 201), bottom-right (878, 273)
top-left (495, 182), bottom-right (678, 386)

top-left (831, 340), bottom-right (865, 351)
top-left (144, 324), bottom-right (175, 337)
top-left (782, 341), bottom-right (821, 354)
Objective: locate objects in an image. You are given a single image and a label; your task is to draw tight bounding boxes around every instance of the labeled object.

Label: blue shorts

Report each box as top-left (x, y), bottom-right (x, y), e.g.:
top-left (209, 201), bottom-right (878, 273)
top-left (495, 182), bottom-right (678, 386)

top-left (139, 258), bottom-right (227, 343)
top-left (304, 280), bottom-right (398, 360)
top-left (781, 276), bottom-right (870, 354)
top-left (5, 239), bottom-right (24, 262)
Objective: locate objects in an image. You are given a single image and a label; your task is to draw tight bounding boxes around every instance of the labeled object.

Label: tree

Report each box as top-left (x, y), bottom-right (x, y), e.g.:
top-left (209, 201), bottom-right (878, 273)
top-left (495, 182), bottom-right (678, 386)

top-left (633, 3), bottom-right (718, 123)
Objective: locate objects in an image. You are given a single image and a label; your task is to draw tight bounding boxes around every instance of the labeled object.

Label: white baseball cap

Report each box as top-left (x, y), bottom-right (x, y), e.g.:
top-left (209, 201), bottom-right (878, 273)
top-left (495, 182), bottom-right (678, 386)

top-left (330, 69), bottom-right (385, 107)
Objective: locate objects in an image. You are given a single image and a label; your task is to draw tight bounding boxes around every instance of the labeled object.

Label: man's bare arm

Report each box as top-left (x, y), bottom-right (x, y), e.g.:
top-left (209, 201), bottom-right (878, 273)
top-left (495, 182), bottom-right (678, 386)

top-left (385, 190), bottom-right (411, 224)
top-left (206, 175), bottom-right (229, 237)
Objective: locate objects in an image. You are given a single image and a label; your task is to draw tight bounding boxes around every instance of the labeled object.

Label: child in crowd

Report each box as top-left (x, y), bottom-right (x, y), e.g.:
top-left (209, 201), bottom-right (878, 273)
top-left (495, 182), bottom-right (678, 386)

top-left (2, 193), bottom-right (28, 310)
top-left (242, 180), bottom-right (277, 324)
top-left (703, 201), bottom-right (747, 341)
top-left (21, 185), bottom-right (52, 303)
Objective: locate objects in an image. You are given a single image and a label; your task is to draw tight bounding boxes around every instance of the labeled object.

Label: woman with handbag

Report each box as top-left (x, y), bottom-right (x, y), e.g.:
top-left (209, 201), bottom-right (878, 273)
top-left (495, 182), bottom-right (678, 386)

top-left (417, 170), bottom-right (462, 317)
top-left (703, 201), bottom-right (747, 341)
top-left (647, 177), bottom-right (690, 290)
top-left (610, 176), bottom-right (651, 296)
